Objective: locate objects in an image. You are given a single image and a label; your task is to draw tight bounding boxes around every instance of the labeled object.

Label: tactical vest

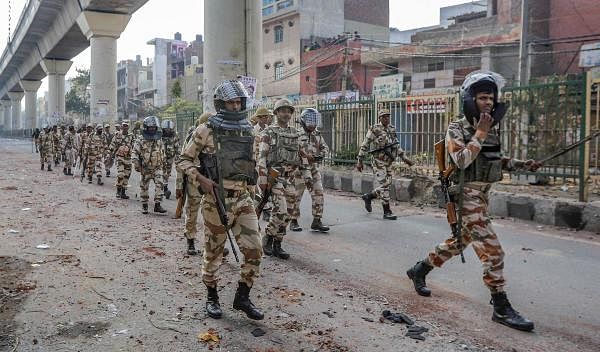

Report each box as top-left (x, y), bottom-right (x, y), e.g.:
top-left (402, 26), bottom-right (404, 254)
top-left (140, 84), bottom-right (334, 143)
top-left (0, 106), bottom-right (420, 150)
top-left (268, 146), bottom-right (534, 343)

top-left (200, 122), bottom-right (257, 185)
top-left (267, 128), bottom-right (300, 167)
top-left (451, 125), bottom-right (503, 184)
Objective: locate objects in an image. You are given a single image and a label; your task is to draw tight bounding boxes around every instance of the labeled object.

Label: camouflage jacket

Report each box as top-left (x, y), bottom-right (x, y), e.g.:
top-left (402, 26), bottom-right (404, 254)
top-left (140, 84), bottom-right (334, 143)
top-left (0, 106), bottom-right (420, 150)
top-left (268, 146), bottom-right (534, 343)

top-left (132, 136), bottom-right (165, 170)
top-left (257, 125), bottom-right (307, 186)
top-left (62, 132), bottom-right (76, 150)
top-left (253, 123), bottom-right (268, 162)
top-left (298, 128), bottom-right (329, 168)
top-left (52, 131), bottom-right (62, 151)
top-left (39, 131), bottom-right (55, 154)
top-left (85, 133), bottom-right (105, 156)
top-left (447, 117), bottom-right (526, 184)
top-left (109, 131), bottom-right (135, 159)
top-left (357, 123), bottom-right (403, 164)
top-left (177, 125), bottom-right (248, 191)
top-left (76, 132), bottom-right (89, 155)
top-left (175, 133), bottom-right (198, 190)
top-left (162, 134), bottom-right (181, 161)
top-left (103, 132), bottom-right (114, 149)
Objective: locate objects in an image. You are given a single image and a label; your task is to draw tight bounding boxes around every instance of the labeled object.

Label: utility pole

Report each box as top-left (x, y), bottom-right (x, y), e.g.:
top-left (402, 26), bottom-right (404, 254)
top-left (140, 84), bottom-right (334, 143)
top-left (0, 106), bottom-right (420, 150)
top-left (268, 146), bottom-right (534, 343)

top-left (341, 32), bottom-right (351, 95)
top-left (517, 0), bottom-right (530, 86)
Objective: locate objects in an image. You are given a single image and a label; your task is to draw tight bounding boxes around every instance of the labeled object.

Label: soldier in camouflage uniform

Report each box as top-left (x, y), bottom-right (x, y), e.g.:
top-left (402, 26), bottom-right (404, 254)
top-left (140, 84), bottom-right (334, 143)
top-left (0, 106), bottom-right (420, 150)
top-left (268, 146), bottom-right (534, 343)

top-left (77, 124), bottom-right (93, 176)
top-left (110, 120), bottom-right (135, 199)
top-left (289, 108), bottom-right (330, 232)
top-left (62, 126), bottom-right (77, 175)
top-left (52, 125), bottom-right (62, 166)
top-left (39, 125), bottom-right (55, 171)
top-left (85, 124), bottom-right (106, 185)
top-left (251, 107), bottom-right (273, 221)
top-left (103, 124), bottom-right (114, 177)
top-left (258, 99), bottom-right (306, 259)
top-left (161, 119), bottom-right (180, 200)
top-left (177, 80), bottom-right (263, 321)
top-left (132, 116), bottom-right (167, 214)
top-left (356, 109), bottom-right (408, 220)
top-left (406, 71), bottom-right (541, 332)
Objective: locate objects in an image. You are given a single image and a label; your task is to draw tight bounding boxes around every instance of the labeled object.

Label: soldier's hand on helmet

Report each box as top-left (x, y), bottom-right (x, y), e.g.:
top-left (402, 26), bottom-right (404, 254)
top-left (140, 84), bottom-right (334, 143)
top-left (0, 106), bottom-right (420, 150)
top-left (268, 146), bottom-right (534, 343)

top-left (176, 188), bottom-right (184, 199)
top-left (476, 113), bottom-right (494, 133)
top-left (524, 159), bottom-right (543, 172)
top-left (356, 160), bottom-right (363, 172)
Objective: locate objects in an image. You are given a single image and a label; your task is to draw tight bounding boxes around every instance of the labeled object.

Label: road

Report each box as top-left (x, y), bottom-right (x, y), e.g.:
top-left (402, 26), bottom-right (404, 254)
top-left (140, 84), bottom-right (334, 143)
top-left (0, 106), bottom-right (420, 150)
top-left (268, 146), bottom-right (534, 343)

top-left (1, 137), bottom-right (598, 352)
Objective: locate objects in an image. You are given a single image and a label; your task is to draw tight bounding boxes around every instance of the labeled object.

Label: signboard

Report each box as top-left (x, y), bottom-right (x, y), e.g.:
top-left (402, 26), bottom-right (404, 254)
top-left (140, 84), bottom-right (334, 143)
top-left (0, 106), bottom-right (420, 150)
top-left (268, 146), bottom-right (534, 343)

top-left (579, 42), bottom-right (600, 68)
top-left (373, 74), bottom-right (404, 99)
top-left (237, 75), bottom-right (257, 108)
top-left (406, 97), bottom-right (447, 114)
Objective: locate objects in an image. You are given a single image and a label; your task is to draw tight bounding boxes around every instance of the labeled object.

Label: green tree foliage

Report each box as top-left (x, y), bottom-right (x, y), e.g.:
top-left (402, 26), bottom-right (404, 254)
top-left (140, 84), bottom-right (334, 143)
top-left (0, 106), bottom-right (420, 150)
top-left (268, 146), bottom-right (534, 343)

top-left (171, 79), bottom-right (182, 99)
top-left (161, 97), bottom-right (202, 116)
top-left (65, 68), bottom-right (90, 117)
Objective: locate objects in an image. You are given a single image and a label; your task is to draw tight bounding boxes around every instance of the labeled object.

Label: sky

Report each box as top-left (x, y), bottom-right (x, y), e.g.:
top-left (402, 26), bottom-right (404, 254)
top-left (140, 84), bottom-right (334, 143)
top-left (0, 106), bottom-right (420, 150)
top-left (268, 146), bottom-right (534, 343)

top-left (0, 0), bottom-right (470, 97)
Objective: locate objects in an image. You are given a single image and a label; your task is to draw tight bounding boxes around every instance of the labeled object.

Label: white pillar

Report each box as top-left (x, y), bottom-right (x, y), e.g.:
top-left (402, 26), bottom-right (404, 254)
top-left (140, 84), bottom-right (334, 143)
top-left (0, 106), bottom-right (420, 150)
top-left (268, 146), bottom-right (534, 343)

top-left (20, 80), bottom-right (42, 130)
top-left (203, 0), bottom-right (262, 110)
top-left (41, 59), bottom-right (73, 122)
top-left (7, 92), bottom-right (24, 131)
top-left (0, 99), bottom-right (9, 131)
top-left (77, 10), bottom-right (131, 125)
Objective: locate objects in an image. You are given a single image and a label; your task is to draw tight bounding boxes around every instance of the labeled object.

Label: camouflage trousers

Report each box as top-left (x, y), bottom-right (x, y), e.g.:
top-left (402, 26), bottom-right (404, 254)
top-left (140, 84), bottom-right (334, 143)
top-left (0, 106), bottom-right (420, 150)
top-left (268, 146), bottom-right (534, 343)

top-left (62, 148), bottom-right (76, 168)
top-left (201, 189), bottom-right (262, 288)
top-left (86, 153), bottom-right (104, 178)
top-left (104, 152), bottom-right (114, 170)
top-left (426, 187), bottom-right (506, 293)
top-left (140, 167), bottom-right (163, 204)
top-left (115, 157), bottom-right (132, 187)
top-left (290, 166), bottom-right (324, 219)
top-left (40, 149), bottom-right (53, 166)
top-left (371, 160), bottom-right (393, 205)
top-left (184, 180), bottom-right (203, 240)
top-left (265, 177), bottom-right (297, 241)
top-left (54, 147), bottom-right (62, 164)
top-left (163, 156), bottom-right (175, 185)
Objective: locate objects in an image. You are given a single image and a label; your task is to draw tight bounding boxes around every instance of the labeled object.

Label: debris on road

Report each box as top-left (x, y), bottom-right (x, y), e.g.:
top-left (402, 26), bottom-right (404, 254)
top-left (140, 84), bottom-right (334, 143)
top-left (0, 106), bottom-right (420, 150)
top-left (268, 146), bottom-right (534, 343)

top-left (381, 310), bottom-right (414, 325)
top-left (35, 244), bottom-right (50, 249)
top-left (251, 327), bottom-right (266, 337)
top-left (198, 328), bottom-right (220, 348)
top-left (405, 325), bottom-right (429, 341)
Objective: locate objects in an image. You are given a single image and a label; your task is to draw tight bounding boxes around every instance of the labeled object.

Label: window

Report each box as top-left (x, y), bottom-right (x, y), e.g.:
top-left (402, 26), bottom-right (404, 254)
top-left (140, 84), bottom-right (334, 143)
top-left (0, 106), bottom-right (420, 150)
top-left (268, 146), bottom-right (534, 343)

top-left (274, 25), bottom-right (283, 43)
top-left (274, 62), bottom-right (284, 80)
top-left (424, 78), bottom-right (436, 89)
top-left (305, 75), bottom-right (310, 82)
top-left (262, 6), bottom-right (274, 16)
top-left (277, 0), bottom-right (293, 10)
top-left (262, 0), bottom-right (274, 5)
top-left (428, 62), bottom-right (444, 71)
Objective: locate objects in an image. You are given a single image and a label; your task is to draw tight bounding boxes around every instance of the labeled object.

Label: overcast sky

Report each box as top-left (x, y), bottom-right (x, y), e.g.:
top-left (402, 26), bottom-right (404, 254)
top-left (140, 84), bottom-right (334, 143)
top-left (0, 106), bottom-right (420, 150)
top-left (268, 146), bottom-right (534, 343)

top-left (0, 0), bottom-right (470, 96)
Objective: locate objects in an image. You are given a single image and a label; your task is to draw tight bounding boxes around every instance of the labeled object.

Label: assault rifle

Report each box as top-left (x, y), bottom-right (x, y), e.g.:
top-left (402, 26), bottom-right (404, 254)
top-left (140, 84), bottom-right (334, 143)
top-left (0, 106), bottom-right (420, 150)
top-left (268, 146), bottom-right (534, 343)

top-left (368, 141), bottom-right (415, 166)
top-left (255, 168), bottom-right (280, 218)
top-left (434, 140), bottom-right (465, 263)
top-left (195, 163), bottom-right (240, 263)
top-left (538, 130), bottom-right (600, 165)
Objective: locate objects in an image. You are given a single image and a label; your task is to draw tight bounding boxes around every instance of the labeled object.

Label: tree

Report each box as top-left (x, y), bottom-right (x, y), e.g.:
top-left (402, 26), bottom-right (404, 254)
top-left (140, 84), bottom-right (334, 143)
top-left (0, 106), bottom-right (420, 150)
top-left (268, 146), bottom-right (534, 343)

top-left (66, 68), bottom-right (90, 118)
top-left (171, 79), bottom-right (182, 99)
top-left (161, 97), bottom-right (202, 116)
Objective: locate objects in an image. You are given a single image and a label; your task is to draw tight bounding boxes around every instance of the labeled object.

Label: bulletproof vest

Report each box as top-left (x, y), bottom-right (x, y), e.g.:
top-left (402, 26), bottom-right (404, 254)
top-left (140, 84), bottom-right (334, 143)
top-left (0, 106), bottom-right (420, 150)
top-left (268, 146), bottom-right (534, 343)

top-left (267, 127), bottom-right (300, 167)
top-left (451, 125), bottom-right (503, 184)
top-left (199, 119), bottom-right (257, 185)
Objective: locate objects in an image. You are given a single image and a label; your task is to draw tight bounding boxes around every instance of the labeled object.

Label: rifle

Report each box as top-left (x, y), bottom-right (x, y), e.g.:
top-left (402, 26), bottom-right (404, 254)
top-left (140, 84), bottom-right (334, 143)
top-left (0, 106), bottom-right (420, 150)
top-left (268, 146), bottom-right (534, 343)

top-left (256, 168), bottom-right (280, 218)
top-left (174, 174), bottom-right (187, 219)
top-left (80, 151), bottom-right (88, 182)
top-left (195, 162), bottom-right (240, 263)
top-left (368, 141), bottom-right (414, 166)
top-left (434, 140), bottom-right (465, 263)
top-left (538, 130), bottom-right (600, 165)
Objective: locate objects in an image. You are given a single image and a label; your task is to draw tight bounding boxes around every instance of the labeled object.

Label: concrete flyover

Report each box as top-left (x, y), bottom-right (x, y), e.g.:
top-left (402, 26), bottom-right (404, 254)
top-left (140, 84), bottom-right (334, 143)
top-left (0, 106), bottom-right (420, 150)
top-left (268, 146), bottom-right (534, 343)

top-left (0, 0), bottom-right (149, 132)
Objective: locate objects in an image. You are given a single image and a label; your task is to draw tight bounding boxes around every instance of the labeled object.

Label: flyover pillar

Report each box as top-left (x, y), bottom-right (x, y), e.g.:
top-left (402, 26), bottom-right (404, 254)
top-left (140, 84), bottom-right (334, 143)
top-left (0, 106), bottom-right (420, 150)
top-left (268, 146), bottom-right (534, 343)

top-left (203, 0), bottom-right (262, 110)
top-left (41, 59), bottom-right (73, 123)
top-left (7, 92), bottom-right (24, 131)
top-left (20, 80), bottom-right (42, 130)
top-left (77, 11), bottom-right (131, 125)
top-left (0, 99), bottom-right (10, 131)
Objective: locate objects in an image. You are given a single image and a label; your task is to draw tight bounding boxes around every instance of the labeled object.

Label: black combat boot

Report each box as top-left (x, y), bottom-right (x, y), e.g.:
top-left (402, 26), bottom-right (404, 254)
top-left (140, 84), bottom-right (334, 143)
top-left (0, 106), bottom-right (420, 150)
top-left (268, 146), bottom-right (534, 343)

top-left (233, 282), bottom-right (264, 320)
top-left (41, 164), bottom-right (44, 170)
top-left (311, 217), bottom-right (330, 232)
top-left (164, 185), bottom-right (171, 200)
top-left (87, 176), bottom-right (92, 184)
top-left (116, 186), bottom-right (123, 198)
top-left (154, 202), bottom-right (167, 213)
top-left (97, 176), bottom-right (104, 185)
top-left (142, 203), bottom-right (148, 214)
top-left (406, 260), bottom-right (434, 297)
top-left (106, 170), bottom-right (110, 177)
top-left (263, 235), bottom-right (274, 256)
top-left (491, 292), bottom-right (534, 332)
top-left (63, 167), bottom-right (67, 175)
top-left (120, 187), bottom-right (130, 199)
top-left (362, 192), bottom-right (375, 212)
top-left (47, 164), bottom-right (52, 171)
top-left (382, 203), bottom-right (397, 220)
top-left (67, 168), bottom-right (73, 176)
top-left (272, 239), bottom-right (290, 260)
top-left (289, 219), bottom-right (302, 232)
top-left (187, 238), bottom-right (197, 255)
top-left (206, 286), bottom-right (222, 319)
